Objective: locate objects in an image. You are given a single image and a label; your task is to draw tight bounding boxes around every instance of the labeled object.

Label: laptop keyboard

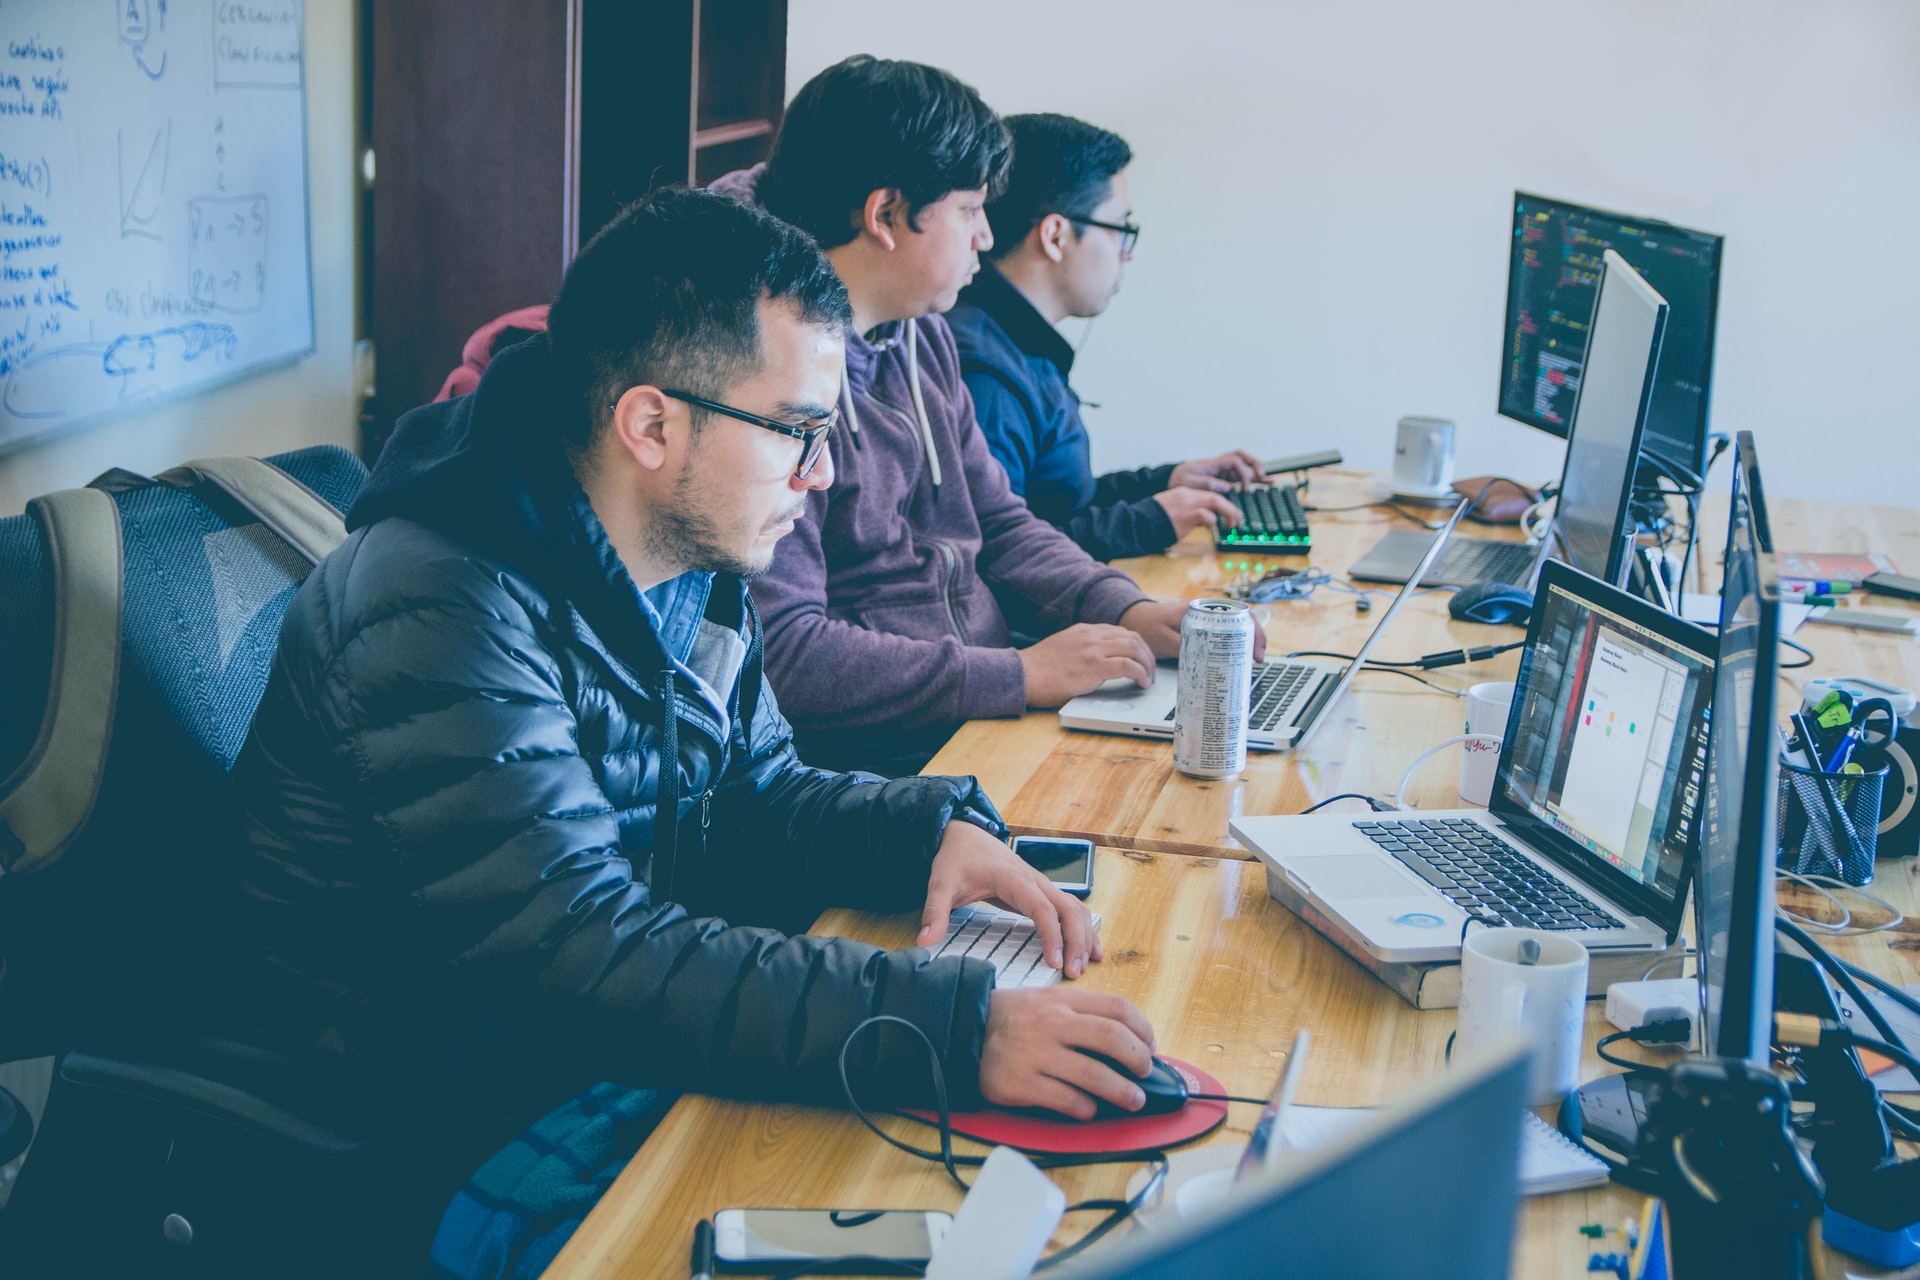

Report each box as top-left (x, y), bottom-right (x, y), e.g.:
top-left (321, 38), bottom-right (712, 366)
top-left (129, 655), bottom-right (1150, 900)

top-left (1218, 484), bottom-right (1311, 552)
top-left (1436, 539), bottom-right (1537, 586)
top-left (1350, 819), bottom-right (1625, 932)
top-left (1157, 661), bottom-right (1326, 734)
top-left (1250, 662), bottom-right (1321, 732)
top-left (932, 904), bottom-right (1105, 988)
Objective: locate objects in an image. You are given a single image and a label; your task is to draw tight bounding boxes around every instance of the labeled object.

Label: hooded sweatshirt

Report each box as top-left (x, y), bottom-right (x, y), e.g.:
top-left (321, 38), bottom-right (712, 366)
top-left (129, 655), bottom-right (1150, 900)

top-left (707, 166), bottom-right (1148, 764)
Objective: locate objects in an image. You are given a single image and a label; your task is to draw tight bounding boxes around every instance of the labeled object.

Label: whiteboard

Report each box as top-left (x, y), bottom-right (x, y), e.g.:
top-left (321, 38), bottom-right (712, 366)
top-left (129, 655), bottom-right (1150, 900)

top-left (0, 0), bottom-right (312, 453)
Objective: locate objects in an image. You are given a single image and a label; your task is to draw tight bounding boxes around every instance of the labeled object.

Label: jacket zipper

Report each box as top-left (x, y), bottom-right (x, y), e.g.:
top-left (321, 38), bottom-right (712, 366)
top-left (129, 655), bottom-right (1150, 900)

top-left (933, 538), bottom-right (968, 643)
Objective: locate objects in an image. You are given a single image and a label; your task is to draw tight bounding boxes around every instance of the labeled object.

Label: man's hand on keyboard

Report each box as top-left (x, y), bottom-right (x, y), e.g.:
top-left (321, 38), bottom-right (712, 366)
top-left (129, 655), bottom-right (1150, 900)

top-left (1169, 450), bottom-right (1264, 491)
top-left (917, 822), bottom-right (1101, 978)
top-left (1152, 487), bottom-right (1242, 539)
top-left (1017, 623), bottom-right (1156, 708)
top-left (1119, 597), bottom-right (1267, 662)
top-left (979, 988), bottom-right (1157, 1120)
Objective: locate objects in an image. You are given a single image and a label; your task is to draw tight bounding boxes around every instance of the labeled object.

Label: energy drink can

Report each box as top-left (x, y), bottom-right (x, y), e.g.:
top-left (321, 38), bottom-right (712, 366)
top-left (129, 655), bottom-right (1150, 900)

top-left (1173, 599), bottom-right (1255, 779)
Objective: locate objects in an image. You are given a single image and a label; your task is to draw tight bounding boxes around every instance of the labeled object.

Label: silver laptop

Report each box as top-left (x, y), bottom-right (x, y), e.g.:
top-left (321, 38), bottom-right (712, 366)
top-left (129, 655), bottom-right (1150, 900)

top-left (1232, 560), bottom-right (1712, 963)
top-left (1059, 496), bottom-right (1475, 753)
top-left (1054, 1041), bottom-right (1528, 1280)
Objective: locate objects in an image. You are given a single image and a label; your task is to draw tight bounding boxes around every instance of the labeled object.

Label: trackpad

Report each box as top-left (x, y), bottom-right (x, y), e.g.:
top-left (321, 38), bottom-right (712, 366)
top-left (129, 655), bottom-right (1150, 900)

top-left (1286, 855), bottom-right (1419, 899)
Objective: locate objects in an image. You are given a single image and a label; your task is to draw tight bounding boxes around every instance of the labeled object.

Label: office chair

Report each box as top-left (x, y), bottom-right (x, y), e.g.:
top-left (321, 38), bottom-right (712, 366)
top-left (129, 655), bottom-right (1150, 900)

top-left (0, 447), bottom-right (430, 1277)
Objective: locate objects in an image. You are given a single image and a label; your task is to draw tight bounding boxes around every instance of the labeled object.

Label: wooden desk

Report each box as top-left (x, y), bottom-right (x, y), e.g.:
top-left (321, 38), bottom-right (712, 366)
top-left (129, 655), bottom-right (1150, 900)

top-left (547, 480), bottom-right (1920, 1279)
top-left (548, 846), bottom-right (1918, 1280)
top-left (929, 473), bottom-right (1920, 859)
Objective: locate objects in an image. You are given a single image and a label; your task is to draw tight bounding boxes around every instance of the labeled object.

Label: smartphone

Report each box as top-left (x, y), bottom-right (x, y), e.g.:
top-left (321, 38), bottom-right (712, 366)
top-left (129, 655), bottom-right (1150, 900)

top-left (1011, 835), bottom-right (1096, 897)
top-left (711, 1209), bottom-right (951, 1271)
top-left (1261, 448), bottom-right (1343, 476)
top-left (1864, 571), bottom-right (1920, 603)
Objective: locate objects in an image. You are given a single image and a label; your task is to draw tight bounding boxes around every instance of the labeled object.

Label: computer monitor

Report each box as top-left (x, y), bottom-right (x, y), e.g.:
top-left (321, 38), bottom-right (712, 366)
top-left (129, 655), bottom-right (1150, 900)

top-left (1696, 431), bottom-right (1781, 1065)
top-left (1550, 249), bottom-right (1669, 590)
top-left (1499, 192), bottom-right (1724, 481)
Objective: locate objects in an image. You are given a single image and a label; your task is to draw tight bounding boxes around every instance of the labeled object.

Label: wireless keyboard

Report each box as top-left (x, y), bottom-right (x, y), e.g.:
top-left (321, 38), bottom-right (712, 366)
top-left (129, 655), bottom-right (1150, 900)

top-left (931, 903), bottom-right (1104, 988)
top-left (1217, 483), bottom-right (1311, 553)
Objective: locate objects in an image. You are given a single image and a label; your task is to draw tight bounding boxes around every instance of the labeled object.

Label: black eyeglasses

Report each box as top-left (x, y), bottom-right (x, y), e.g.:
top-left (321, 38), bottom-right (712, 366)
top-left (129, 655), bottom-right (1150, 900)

top-left (1067, 215), bottom-right (1141, 260)
top-left (659, 389), bottom-right (837, 478)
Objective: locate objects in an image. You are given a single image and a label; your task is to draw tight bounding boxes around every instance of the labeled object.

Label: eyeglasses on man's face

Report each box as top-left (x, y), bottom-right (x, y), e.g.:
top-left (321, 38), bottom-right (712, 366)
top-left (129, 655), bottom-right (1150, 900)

top-left (658, 389), bottom-right (837, 479)
top-left (1067, 214), bottom-right (1141, 260)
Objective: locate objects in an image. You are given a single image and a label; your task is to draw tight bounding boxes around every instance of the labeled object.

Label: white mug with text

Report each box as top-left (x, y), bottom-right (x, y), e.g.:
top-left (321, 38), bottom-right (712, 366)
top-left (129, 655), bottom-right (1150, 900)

top-left (1459, 680), bottom-right (1515, 806)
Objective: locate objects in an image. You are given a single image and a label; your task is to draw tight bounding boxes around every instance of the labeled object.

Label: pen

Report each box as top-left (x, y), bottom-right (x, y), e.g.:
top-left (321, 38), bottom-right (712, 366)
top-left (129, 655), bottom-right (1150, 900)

top-left (691, 1218), bottom-right (714, 1280)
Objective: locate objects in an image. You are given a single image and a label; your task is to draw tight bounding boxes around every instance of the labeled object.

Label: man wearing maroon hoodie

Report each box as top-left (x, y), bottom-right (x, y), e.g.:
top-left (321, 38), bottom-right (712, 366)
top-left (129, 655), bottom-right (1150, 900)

top-left (714, 56), bottom-right (1238, 775)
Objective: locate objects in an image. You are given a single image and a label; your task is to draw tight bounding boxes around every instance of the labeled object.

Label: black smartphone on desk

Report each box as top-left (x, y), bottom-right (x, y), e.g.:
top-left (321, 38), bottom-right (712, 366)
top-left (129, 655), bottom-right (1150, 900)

top-left (1864, 571), bottom-right (1920, 602)
top-left (712, 1209), bottom-right (951, 1272)
top-left (1011, 835), bottom-right (1096, 897)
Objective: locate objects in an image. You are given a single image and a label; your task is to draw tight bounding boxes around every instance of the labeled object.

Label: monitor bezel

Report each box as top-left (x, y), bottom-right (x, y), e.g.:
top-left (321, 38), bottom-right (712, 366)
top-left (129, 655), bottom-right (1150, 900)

top-left (1487, 557), bottom-right (1716, 943)
top-left (1498, 190), bottom-right (1725, 477)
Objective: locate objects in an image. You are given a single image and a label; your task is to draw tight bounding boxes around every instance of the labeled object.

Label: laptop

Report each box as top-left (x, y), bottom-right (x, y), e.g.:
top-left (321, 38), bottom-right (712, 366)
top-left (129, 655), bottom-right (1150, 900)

top-left (1232, 559), bottom-right (1713, 963)
top-left (1059, 495), bottom-right (1474, 753)
top-left (1053, 1041), bottom-right (1528, 1280)
top-left (1351, 248), bottom-right (1670, 590)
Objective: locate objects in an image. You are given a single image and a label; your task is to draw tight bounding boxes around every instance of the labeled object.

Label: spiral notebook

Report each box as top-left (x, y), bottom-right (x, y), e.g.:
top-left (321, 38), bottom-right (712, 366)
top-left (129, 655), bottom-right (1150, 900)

top-left (1280, 1103), bottom-right (1609, 1195)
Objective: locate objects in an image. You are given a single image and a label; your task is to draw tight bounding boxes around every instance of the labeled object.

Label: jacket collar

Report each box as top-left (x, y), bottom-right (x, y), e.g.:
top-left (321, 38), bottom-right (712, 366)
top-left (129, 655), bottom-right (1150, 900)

top-left (955, 261), bottom-right (1075, 377)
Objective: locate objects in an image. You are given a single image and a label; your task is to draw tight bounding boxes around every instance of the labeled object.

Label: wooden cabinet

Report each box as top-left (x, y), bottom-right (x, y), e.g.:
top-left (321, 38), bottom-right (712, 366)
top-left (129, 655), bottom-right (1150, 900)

top-left (364, 0), bottom-right (788, 458)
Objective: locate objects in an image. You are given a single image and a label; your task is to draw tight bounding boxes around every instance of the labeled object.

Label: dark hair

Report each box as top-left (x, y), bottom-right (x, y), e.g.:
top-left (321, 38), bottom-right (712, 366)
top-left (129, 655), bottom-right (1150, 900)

top-left (985, 114), bottom-right (1132, 261)
top-left (759, 55), bottom-right (1012, 250)
top-left (546, 186), bottom-right (851, 453)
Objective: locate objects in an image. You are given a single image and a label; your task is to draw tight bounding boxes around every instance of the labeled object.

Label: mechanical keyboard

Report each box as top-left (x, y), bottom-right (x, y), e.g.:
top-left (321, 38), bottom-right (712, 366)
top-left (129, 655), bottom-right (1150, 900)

top-left (1217, 484), bottom-right (1311, 552)
top-left (1351, 819), bottom-right (1626, 932)
top-left (932, 903), bottom-right (1104, 988)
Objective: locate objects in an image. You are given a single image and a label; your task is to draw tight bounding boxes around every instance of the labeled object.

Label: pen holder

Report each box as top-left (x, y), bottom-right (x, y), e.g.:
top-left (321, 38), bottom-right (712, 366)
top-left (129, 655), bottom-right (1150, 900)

top-left (1777, 756), bottom-right (1886, 886)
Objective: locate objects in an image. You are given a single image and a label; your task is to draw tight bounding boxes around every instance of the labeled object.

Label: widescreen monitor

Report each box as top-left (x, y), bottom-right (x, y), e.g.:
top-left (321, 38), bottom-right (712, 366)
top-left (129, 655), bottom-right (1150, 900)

top-left (1696, 431), bottom-right (1781, 1064)
top-left (1551, 249), bottom-right (1668, 590)
top-left (1500, 192), bottom-right (1724, 481)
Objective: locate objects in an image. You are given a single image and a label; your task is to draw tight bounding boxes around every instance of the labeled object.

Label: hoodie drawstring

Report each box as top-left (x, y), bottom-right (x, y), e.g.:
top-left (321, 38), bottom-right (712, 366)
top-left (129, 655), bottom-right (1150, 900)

top-left (904, 318), bottom-right (943, 496)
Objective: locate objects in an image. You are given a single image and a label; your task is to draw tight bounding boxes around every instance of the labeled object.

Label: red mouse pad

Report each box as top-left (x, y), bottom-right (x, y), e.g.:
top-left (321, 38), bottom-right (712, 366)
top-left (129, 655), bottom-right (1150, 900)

top-left (902, 1058), bottom-right (1228, 1154)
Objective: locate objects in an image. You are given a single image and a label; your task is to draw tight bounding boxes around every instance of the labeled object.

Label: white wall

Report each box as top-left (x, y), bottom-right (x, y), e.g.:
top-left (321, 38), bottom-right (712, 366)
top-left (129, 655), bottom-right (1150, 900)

top-left (790, 0), bottom-right (1920, 505)
top-left (0, 2), bottom-right (358, 515)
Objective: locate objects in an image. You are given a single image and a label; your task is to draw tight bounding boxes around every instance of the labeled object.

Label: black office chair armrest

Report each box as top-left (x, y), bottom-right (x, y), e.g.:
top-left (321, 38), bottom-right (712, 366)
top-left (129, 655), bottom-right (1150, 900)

top-left (53, 1051), bottom-right (364, 1157)
top-left (0, 1082), bottom-right (30, 1166)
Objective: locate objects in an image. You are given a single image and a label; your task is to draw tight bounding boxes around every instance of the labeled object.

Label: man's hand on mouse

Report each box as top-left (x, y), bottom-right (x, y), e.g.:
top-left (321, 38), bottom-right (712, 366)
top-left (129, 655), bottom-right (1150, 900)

top-left (918, 821), bottom-right (1101, 977)
top-left (978, 988), bottom-right (1158, 1120)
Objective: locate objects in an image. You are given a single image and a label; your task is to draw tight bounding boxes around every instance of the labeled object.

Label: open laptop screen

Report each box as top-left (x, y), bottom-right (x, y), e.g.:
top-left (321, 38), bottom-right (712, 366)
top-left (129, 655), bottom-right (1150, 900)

top-left (1490, 560), bottom-right (1714, 936)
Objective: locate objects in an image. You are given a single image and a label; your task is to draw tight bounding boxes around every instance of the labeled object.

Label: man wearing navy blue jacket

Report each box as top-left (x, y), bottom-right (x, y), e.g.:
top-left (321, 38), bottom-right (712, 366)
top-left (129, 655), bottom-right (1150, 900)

top-left (946, 114), bottom-right (1264, 562)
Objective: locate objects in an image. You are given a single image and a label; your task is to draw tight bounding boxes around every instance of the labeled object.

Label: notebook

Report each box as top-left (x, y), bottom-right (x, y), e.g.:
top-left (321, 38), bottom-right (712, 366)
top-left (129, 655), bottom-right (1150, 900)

top-left (1278, 1103), bottom-right (1608, 1195)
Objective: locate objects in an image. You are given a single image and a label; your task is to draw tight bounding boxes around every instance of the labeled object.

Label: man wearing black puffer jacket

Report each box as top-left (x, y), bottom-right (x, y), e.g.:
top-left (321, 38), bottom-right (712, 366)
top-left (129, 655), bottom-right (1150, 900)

top-left (225, 188), bottom-right (1157, 1260)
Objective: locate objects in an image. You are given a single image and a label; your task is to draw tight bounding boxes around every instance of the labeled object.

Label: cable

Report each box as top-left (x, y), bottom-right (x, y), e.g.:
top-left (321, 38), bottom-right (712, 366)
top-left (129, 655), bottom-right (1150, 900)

top-left (1838, 959), bottom-right (1920, 1022)
top-left (1773, 918), bottom-right (1908, 1057)
top-left (1640, 947), bottom-right (1695, 981)
top-left (1390, 734), bottom-right (1502, 808)
top-left (1186, 1093), bottom-right (1273, 1106)
top-left (1299, 792), bottom-right (1395, 815)
top-left (1781, 637), bottom-right (1815, 669)
top-left (1284, 642), bottom-right (1524, 671)
top-left (1596, 1019), bottom-right (1693, 1071)
top-left (1776, 870), bottom-right (1905, 936)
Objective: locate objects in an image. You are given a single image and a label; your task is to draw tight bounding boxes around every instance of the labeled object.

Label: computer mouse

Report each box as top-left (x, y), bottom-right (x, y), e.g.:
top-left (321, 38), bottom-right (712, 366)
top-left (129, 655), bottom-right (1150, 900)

top-left (1450, 581), bottom-right (1534, 626)
top-left (1077, 1052), bottom-right (1190, 1118)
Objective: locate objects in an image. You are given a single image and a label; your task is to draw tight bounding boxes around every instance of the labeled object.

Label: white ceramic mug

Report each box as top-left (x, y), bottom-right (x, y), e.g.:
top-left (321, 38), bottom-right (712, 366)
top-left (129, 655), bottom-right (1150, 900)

top-left (1392, 416), bottom-right (1457, 494)
top-left (1457, 928), bottom-right (1589, 1105)
top-left (1459, 681), bottom-right (1515, 806)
